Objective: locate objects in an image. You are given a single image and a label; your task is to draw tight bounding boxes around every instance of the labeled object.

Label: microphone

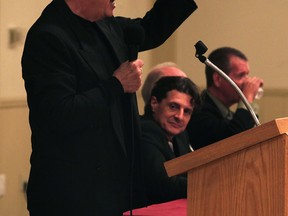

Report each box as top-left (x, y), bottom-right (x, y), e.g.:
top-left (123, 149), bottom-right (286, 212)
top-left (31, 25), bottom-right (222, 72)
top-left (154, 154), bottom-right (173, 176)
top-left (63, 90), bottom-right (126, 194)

top-left (124, 25), bottom-right (145, 62)
top-left (123, 26), bottom-right (145, 215)
top-left (194, 40), bottom-right (260, 126)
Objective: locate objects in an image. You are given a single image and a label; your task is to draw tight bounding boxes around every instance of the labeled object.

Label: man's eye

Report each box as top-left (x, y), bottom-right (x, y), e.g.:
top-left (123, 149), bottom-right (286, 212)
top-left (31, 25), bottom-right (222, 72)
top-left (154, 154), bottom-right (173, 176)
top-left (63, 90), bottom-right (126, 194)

top-left (239, 74), bottom-right (247, 79)
top-left (184, 109), bottom-right (192, 116)
top-left (169, 104), bottom-right (178, 110)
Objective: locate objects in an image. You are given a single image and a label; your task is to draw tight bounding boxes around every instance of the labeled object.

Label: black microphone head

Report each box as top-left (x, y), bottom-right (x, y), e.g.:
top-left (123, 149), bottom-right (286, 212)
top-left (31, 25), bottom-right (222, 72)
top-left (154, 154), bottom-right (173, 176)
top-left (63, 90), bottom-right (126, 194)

top-left (124, 25), bottom-right (145, 61)
top-left (194, 40), bottom-right (208, 63)
top-left (194, 40), bottom-right (208, 57)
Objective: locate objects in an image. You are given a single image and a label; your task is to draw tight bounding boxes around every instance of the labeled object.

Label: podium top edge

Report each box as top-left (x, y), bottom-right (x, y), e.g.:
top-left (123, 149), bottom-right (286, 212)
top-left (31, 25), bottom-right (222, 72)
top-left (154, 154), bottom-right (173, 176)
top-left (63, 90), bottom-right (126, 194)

top-left (165, 117), bottom-right (288, 177)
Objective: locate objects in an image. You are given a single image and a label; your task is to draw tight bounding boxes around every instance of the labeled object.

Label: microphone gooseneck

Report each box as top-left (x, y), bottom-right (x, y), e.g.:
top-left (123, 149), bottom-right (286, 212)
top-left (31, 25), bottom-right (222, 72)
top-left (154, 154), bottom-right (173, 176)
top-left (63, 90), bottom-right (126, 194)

top-left (123, 24), bottom-right (145, 216)
top-left (194, 40), bottom-right (260, 126)
top-left (124, 25), bottom-right (145, 62)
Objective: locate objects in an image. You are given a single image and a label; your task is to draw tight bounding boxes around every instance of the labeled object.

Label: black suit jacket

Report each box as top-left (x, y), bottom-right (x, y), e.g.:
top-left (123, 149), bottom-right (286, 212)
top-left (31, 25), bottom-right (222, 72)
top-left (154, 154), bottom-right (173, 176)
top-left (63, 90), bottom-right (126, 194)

top-left (21, 0), bottom-right (197, 215)
top-left (187, 91), bottom-right (255, 150)
top-left (140, 116), bottom-right (191, 205)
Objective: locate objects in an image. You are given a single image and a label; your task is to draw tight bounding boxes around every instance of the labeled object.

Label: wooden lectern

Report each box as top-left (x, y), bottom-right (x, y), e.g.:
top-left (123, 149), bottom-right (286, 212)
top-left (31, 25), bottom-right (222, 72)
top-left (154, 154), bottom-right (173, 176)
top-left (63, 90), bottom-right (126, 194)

top-left (164, 117), bottom-right (288, 216)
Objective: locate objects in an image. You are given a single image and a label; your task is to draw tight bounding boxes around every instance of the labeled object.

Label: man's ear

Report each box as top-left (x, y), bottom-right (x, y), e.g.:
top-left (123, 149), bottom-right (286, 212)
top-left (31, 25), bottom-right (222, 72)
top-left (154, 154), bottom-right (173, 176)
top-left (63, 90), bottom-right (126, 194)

top-left (150, 96), bottom-right (158, 112)
top-left (213, 72), bottom-right (222, 88)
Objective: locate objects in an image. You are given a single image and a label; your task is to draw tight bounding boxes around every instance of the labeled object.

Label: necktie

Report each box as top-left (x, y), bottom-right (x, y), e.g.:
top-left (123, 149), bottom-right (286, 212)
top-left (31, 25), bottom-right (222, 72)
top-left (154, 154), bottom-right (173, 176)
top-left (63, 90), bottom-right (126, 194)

top-left (226, 110), bottom-right (234, 121)
top-left (168, 140), bottom-right (179, 157)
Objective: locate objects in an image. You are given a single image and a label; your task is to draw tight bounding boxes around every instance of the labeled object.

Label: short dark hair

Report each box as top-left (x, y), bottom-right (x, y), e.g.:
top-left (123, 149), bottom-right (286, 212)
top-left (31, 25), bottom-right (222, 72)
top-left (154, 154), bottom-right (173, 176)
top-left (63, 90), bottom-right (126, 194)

top-left (144, 76), bottom-right (201, 116)
top-left (205, 47), bottom-right (248, 87)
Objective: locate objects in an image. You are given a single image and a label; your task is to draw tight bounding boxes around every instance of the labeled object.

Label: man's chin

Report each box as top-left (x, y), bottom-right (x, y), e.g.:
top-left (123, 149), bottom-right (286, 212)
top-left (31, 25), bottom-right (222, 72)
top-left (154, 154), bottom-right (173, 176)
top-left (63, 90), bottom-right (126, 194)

top-left (168, 129), bottom-right (183, 137)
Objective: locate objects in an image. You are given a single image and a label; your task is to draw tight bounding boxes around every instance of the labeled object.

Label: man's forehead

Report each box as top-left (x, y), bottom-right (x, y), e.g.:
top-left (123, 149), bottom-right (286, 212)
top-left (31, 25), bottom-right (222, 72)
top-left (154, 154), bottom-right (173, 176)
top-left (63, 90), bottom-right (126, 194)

top-left (164, 90), bottom-right (193, 107)
top-left (229, 56), bottom-right (250, 73)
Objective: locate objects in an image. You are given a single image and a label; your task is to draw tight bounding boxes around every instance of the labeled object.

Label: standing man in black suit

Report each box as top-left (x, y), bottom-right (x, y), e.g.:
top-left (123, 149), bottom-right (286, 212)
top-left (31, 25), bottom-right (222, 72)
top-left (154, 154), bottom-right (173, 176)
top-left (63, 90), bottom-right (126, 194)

top-left (21, 0), bottom-right (198, 215)
top-left (187, 47), bottom-right (263, 150)
top-left (141, 76), bottom-right (200, 205)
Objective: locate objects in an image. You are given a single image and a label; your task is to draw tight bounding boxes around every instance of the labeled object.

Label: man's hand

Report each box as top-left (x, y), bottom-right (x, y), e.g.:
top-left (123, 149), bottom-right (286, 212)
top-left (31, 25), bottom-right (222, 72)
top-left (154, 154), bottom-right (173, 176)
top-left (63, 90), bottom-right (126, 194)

top-left (242, 77), bottom-right (264, 102)
top-left (113, 59), bottom-right (144, 93)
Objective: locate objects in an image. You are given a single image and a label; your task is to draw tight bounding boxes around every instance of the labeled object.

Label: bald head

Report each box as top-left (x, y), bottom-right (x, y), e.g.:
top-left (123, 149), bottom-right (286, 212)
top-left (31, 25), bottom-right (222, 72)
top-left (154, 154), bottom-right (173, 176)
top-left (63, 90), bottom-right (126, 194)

top-left (141, 62), bottom-right (187, 105)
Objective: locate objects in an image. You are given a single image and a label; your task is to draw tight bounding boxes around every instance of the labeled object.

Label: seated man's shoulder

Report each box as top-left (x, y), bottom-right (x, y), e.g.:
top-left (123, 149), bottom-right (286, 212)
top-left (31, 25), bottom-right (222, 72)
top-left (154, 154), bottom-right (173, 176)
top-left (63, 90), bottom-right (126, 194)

top-left (140, 115), bottom-right (161, 131)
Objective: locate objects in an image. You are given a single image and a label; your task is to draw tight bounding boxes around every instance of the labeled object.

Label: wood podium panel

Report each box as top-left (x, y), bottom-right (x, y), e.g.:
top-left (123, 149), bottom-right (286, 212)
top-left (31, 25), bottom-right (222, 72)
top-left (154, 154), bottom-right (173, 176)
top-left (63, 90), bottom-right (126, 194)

top-left (165, 118), bottom-right (288, 216)
top-left (188, 135), bottom-right (287, 216)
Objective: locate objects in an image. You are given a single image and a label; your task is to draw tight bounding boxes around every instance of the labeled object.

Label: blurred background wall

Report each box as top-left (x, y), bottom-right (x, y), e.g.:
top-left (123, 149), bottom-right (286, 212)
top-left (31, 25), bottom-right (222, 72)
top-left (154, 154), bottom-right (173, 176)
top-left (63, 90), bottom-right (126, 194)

top-left (0, 0), bottom-right (288, 215)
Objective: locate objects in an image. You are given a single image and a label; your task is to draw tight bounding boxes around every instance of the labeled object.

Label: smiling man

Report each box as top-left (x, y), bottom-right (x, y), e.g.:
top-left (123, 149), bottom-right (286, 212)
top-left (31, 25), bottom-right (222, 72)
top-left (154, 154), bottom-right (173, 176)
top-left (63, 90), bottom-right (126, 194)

top-left (141, 76), bottom-right (200, 205)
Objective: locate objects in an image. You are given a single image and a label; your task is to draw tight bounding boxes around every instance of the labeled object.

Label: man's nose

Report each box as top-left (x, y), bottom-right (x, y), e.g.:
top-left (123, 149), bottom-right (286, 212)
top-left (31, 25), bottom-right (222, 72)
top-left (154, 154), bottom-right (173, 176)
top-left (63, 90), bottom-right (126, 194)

top-left (175, 109), bottom-right (184, 120)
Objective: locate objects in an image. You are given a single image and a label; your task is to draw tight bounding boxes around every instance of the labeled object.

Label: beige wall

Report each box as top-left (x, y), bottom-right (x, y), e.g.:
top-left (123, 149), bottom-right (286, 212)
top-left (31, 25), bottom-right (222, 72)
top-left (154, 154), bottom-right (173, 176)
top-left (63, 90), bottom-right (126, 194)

top-left (176, 0), bottom-right (288, 89)
top-left (0, 1), bottom-right (51, 215)
top-left (1, 0), bottom-right (288, 216)
top-left (0, 102), bottom-right (30, 216)
top-left (0, 0), bottom-right (50, 99)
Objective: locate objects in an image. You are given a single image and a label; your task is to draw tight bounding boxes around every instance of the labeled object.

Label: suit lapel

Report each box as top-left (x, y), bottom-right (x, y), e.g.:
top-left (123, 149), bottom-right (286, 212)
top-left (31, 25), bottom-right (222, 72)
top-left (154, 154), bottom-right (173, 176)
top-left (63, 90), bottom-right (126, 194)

top-left (174, 133), bottom-right (191, 156)
top-left (95, 18), bottom-right (128, 64)
top-left (54, 0), bottom-right (130, 157)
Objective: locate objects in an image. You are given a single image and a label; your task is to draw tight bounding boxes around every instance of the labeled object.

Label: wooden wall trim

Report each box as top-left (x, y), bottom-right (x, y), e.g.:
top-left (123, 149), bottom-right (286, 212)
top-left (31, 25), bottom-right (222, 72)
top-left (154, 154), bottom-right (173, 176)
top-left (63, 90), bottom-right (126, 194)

top-left (0, 88), bottom-right (287, 110)
top-left (263, 88), bottom-right (288, 97)
top-left (0, 98), bottom-right (27, 109)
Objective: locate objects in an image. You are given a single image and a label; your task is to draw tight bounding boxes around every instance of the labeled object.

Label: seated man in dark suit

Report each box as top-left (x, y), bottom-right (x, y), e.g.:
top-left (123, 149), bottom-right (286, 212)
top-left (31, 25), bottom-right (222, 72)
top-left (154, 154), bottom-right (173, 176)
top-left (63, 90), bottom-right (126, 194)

top-left (141, 76), bottom-right (200, 205)
top-left (187, 47), bottom-right (264, 150)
